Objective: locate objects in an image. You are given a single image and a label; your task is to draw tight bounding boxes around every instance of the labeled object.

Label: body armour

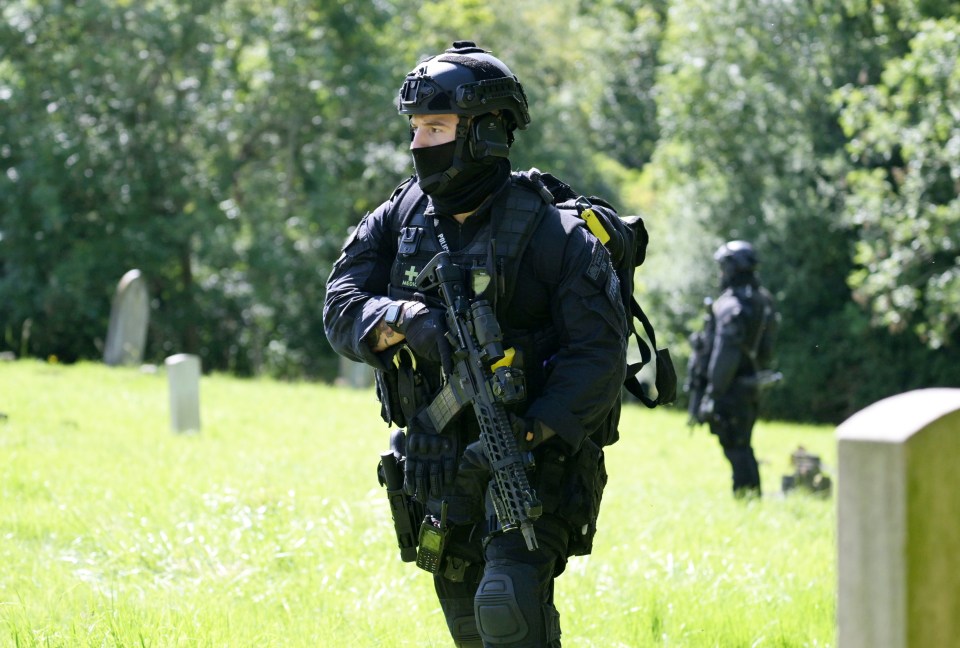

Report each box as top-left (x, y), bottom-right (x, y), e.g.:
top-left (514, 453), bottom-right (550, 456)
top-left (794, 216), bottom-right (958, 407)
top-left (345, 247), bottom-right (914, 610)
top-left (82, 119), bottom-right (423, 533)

top-left (383, 174), bottom-right (563, 422)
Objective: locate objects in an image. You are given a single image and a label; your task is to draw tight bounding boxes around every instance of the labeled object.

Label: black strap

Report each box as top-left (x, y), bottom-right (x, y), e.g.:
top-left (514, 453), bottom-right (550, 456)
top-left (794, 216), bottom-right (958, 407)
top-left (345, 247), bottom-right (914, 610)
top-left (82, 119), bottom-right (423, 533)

top-left (624, 296), bottom-right (656, 405)
top-left (392, 176), bottom-right (428, 231)
top-left (492, 177), bottom-right (551, 313)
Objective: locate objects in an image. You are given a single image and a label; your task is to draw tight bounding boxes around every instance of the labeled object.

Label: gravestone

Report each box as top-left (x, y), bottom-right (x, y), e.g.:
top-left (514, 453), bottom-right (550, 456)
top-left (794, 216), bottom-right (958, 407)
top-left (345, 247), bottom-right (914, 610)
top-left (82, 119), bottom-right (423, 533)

top-left (165, 354), bottom-right (201, 433)
top-left (836, 388), bottom-right (960, 648)
top-left (104, 269), bottom-right (150, 366)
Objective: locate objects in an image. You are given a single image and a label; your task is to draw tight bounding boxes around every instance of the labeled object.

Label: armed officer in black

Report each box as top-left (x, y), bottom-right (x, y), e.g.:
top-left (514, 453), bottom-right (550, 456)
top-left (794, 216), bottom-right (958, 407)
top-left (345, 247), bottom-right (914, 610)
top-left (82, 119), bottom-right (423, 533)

top-left (695, 241), bottom-right (779, 497)
top-left (323, 42), bottom-right (626, 647)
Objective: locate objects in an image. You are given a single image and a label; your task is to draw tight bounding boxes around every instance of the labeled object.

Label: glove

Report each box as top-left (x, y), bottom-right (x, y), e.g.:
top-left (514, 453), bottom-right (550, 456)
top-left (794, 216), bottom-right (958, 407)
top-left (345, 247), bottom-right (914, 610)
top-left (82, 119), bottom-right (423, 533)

top-left (697, 395), bottom-right (715, 424)
top-left (403, 432), bottom-right (457, 503)
top-left (510, 415), bottom-right (544, 453)
top-left (390, 301), bottom-right (446, 364)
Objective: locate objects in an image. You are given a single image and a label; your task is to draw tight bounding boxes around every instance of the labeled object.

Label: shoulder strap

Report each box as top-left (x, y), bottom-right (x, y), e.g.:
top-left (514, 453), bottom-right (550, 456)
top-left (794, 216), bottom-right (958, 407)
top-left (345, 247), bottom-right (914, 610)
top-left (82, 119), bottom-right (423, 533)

top-left (624, 296), bottom-right (676, 407)
top-left (388, 176), bottom-right (427, 231)
top-left (493, 174), bottom-right (553, 312)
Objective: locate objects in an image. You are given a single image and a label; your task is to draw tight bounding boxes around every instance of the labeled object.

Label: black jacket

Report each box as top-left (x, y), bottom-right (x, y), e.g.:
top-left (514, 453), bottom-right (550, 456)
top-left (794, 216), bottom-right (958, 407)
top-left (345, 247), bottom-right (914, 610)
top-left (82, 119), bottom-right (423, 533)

top-left (323, 173), bottom-right (626, 451)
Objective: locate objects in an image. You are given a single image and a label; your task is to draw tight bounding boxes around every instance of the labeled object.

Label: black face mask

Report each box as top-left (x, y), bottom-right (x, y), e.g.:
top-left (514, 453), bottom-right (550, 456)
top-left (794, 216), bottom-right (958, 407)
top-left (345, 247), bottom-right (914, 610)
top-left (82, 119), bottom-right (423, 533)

top-left (412, 141), bottom-right (510, 215)
top-left (411, 141), bottom-right (457, 194)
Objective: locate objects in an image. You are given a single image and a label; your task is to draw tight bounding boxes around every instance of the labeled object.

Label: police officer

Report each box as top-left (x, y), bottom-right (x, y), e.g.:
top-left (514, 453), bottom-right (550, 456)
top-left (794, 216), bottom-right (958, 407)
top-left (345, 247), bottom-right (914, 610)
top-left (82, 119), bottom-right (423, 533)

top-left (323, 42), bottom-right (627, 647)
top-left (697, 240), bottom-right (779, 498)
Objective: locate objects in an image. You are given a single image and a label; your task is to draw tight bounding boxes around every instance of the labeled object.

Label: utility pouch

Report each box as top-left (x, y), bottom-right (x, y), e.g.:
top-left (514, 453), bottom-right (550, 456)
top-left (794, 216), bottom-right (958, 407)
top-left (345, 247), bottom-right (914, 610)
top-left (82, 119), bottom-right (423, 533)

top-left (375, 366), bottom-right (406, 428)
top-left (532, 446), bottom-right (568, 514)
top-left (654, 347), bottom-right (678, 404)
top-left (395, 346), bottom-right (433, 425)
top-left (378, 431), bottom-right (421, 563)
top-left (563, 439), bottom-right (607, 557)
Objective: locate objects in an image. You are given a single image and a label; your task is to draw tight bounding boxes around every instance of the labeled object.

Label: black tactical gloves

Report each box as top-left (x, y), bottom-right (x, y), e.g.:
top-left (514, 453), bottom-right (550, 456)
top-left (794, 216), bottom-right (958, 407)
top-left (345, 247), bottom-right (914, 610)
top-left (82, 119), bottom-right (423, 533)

top-left (510, 415), bottom-right (544, 453)
top-left (386, 300), bottom-right (446, 364)
top-left (403, 432), bottom-right (457, 503)
top-left (697, 394), bottom-right (715, 424)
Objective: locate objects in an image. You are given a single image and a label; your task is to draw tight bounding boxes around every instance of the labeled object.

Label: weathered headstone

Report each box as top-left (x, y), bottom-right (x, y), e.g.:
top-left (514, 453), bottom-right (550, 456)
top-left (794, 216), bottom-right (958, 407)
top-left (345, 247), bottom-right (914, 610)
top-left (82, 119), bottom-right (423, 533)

top-left (104, 269), bottom-right (150, 366)
top-left (165, 353), bottom-right (201, 433)
top-left (836, 388), bottom-right (960, 648)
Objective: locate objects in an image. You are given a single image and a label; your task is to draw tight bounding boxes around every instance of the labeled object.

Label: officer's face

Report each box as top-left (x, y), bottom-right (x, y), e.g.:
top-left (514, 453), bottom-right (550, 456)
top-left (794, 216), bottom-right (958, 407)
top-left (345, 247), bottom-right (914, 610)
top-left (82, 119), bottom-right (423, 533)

top-left (410, 113), bottom-right (458, 149)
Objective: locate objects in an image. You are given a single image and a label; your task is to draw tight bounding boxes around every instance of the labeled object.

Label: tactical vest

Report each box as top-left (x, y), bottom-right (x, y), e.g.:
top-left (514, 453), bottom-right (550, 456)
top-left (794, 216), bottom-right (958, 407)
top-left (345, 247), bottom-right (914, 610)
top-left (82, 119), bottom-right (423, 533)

top-left (383, 174), bottom-right (560, 423)
top-left (386, 174), bottom-right (551, 313)
top-left (717, 283), bottom-right (771, 375)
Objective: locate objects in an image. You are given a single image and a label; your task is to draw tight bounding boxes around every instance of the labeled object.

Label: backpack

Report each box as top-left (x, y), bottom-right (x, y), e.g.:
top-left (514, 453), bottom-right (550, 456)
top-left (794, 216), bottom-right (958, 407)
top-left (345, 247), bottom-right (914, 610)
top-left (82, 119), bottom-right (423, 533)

top-left (389, 169), bottom-right (677, 409)
top-left (521, 170), bottom-right (677, 408)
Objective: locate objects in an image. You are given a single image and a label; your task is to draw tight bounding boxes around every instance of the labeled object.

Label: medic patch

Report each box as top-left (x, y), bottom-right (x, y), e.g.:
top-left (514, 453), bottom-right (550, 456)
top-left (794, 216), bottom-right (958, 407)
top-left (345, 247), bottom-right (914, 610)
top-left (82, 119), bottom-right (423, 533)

top-left (585, 240), bottom-right (610, 287)
top-left (400, 264), bottom-right (421, 288)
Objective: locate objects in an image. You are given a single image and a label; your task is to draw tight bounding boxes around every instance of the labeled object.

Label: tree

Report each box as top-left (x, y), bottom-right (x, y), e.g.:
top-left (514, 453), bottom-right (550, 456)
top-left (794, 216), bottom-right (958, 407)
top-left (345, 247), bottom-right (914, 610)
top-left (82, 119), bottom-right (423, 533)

top-left (0, 0), bottom-right (399, 376)
top-left (836, 17), bottom-right (960, 350)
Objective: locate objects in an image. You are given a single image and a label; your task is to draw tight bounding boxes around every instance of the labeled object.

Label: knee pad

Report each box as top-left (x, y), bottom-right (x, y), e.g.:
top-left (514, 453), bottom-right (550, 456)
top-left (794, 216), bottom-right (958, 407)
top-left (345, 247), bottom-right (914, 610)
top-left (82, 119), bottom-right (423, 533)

top-left (436, 583), bottom-right (482, 646)
top-left (475, 563), bottom-right (553, 645)
top-left (475, 572), bottom-right (529, 644)
top-left (449, 613), bottom-right (482, 647)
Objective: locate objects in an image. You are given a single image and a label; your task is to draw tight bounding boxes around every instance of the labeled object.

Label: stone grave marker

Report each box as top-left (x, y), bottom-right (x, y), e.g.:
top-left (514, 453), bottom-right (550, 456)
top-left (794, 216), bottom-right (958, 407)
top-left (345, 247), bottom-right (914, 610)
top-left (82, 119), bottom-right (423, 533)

top-left (104, 269), bottom-right (150, 366)
top-left (836, 388), bottom-right (960, 648)
top-left (165, 353), bottom-right (201, 433)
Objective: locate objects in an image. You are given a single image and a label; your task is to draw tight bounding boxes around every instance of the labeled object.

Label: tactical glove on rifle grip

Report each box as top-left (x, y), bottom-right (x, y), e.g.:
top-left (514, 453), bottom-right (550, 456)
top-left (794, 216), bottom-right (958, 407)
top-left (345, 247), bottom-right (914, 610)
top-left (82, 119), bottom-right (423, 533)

top-left (510, 415), bottom-right (544, 452)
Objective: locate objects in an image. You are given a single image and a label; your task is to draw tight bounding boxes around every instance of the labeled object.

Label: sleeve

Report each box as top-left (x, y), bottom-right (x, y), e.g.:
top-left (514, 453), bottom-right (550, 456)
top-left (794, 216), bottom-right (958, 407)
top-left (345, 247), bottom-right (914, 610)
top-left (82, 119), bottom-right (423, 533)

top-left (322, 202), bottom-right (398, 371)
top-left (706, 294), bottom-right (744, 397)
top-left (523, 222), bottom-right (628, 451)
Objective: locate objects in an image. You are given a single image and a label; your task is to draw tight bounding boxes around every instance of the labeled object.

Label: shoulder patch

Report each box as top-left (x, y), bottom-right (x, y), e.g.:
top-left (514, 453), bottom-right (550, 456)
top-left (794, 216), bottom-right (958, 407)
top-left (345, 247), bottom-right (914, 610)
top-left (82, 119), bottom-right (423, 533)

top-left (585, 238), bottom-right (611, 287)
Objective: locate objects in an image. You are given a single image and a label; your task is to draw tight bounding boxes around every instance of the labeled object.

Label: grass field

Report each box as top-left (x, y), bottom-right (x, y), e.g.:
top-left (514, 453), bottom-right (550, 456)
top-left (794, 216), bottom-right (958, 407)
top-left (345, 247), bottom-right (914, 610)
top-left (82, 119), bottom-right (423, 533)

top-left (0, 360), bottom-right (836, 647)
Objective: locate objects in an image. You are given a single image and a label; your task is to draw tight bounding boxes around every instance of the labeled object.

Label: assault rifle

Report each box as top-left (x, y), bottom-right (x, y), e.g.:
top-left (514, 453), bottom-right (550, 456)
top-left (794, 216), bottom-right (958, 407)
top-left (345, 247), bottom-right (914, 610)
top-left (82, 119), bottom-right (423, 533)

top-left (415, 251), bottom-right (543, 551)
top-left (737, 369), bottom-right (783, 389)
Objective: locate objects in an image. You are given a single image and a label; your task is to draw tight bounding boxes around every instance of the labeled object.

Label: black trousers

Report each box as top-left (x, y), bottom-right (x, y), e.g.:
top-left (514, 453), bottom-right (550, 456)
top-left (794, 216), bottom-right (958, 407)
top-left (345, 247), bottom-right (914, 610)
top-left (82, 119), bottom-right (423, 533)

top-left (710, 393), bottom-right (761, 495)
top-left (434, 514), bottom-right (570, 647)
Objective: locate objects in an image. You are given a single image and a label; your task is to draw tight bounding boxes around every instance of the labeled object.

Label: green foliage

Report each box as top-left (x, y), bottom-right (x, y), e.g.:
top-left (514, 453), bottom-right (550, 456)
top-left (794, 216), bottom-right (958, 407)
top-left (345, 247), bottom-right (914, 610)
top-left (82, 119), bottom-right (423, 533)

top-left (0, 0), bottom-right (399, 376)
top-left (0, 361), bottom-right (837, 646)
top-left (835, 17), bottom-right (960, 349)
top-left (1, 0), bottom-right (958, 420)
top-left (642, 0), bottom-right (960, 422)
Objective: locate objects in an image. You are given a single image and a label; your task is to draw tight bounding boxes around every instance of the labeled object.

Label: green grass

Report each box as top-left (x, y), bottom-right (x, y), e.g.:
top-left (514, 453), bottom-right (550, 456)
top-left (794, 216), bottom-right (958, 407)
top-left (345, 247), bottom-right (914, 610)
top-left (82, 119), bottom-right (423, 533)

top-left (0, 360), bottom-right (836, 647)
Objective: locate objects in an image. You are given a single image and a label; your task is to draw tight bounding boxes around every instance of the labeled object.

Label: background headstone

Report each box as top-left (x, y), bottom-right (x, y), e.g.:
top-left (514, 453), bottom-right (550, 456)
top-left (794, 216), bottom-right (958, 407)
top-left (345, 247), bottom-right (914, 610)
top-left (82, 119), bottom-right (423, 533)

top-left (165, 353), bottom-right (201, 433)
top-left (104, 269), bottom-right (150, 366)
top-left (836, 388), bottom-right (960, 648)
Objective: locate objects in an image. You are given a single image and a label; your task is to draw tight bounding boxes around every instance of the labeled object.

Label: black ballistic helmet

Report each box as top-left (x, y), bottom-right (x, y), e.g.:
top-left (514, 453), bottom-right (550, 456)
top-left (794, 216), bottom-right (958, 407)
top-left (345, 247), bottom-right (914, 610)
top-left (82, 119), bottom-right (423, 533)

top-left (714, 240), bottom-right (759, 273)
top-left (398, 41), bottom-right (530, 134)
